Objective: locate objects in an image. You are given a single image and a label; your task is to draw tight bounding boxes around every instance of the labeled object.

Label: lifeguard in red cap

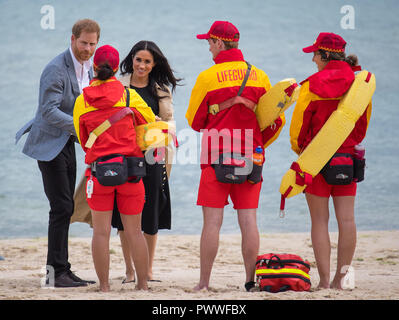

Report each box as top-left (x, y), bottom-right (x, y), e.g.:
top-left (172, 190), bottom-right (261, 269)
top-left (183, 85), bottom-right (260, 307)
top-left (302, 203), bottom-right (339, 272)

top-left (73, 44), bottom-right (156, 292)
top-left (186, 21), bottom-right (285, 291)
top-left (290, 32), bottom-right (372, 289)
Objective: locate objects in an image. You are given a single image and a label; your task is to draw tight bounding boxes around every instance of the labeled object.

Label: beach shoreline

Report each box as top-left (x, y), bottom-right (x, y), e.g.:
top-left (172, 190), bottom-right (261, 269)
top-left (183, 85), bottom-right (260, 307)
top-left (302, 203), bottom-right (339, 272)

top-left (0, 230), bottom-right (398, 300)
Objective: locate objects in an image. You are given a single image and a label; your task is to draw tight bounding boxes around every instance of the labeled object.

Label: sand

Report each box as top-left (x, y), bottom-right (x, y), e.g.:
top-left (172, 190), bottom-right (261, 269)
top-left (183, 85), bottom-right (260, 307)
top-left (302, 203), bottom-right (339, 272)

top-left (0, 230), bottom-right (398, 300)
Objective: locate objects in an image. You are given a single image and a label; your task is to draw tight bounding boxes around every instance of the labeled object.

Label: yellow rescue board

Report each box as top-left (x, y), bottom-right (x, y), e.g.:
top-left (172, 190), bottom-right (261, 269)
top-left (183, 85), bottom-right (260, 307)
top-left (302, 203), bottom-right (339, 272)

top-left (255, 78), bottom-right (300, 130)
top-left (136, 121), bottom-right (173, 150)
top-left (279, 70), bottom-right (376, 199)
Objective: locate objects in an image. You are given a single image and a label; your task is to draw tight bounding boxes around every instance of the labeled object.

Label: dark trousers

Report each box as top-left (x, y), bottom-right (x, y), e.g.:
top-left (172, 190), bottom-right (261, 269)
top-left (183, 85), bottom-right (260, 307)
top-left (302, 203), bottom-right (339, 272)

top-left (38, 137), bottom-right (76, 277)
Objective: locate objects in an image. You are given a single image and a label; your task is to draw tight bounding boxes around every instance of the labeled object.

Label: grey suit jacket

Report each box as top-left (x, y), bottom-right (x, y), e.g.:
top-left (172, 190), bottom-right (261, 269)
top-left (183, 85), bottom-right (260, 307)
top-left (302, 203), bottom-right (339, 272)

top-left (15, 49), bottom-right (92, 161)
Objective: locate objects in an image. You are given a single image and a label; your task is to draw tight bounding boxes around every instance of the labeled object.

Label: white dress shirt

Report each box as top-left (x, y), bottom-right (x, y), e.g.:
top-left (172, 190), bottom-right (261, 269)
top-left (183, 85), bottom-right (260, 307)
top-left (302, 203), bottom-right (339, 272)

top-left (69, 47), bottom-right (92, 93)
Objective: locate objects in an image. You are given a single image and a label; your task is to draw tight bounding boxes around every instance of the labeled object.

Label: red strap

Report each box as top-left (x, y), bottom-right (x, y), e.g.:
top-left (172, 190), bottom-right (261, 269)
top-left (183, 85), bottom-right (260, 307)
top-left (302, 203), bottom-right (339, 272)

top-left (280, 162), bottom-right (312, 218)
top-left (290, 161), bottom-right (301, 172)
top-left (162, 129), bottom-right (179, 148)
top-left (108, 107), bottom-right (133, 125)
top-left (280, 194), bottom-right (286, 212)
top-left (280, 186), bottom-right (293, 211)
top-left (351, 65), bottom-right (362, 72)
top-left (153, 147), bottom-right (165, 162)
top-left (217, 96), bottom-right (256, 113)
top-left (304, 173), bottom-right (312, 185)
top-left (284, 83), bottom-right (298, 97)
top-left (290, 162), bottom-right (312, 186)
top-left (97, 156), bottom-right (124, 165)
top-left (365, 72), bottom-right (372, 83)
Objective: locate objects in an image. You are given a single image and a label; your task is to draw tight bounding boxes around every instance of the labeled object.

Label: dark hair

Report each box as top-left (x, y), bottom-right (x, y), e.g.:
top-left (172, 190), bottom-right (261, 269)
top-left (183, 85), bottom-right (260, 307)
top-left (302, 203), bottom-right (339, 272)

top-left (95, 63), bottom-right (115, 80)
top-left (318, 49), bottom-right (359, 67)
top-left (119, 41), bottom-right (182, 100)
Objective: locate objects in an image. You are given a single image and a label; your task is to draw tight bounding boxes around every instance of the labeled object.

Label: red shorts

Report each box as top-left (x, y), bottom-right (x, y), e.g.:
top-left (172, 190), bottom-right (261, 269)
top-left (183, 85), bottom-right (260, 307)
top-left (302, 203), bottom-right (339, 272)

top-left (85, 172), bottom-right (145, 215)
top-left (197, 166), bottom-right (262, 209)
top-left (305, 173), bottom-right (357, 197)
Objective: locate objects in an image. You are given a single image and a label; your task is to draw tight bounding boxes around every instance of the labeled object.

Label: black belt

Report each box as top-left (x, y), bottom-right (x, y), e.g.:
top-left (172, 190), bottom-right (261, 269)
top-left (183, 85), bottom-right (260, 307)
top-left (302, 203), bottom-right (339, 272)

top-left (91, 155), bottom-right (146, 180)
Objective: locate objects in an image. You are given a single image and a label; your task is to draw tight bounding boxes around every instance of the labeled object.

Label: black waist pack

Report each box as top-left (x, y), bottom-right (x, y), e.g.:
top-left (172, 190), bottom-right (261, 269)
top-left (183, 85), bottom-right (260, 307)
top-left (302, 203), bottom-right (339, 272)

top-left (212, 153), bottom-right (250, 184)
top-left (320, 153), bottom-right (353, 185)
top-left (126, 156), bottom-right (146, 183)
top-left (92, 154), bottom-right (145, 186)
top-left (247, 161), bottom-right (263, 184)
top-left (353, 157), bottom-right (366, 182)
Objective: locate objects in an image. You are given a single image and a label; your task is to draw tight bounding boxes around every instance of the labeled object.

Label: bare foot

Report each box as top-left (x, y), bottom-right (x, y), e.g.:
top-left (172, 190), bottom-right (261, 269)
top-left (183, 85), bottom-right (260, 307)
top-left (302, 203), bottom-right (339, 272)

top-left (99, 284), bottom-right (110, 292)
top-left (148, 271), bottom-right (154, 281)
top-left (136, 283), bottom-right (148, 290)
top-left (317, 282), bottom-right (330, 289)
top-left (136, 277), bottom-right (148, 290)
top-left (330, 280), bottom-right (343, 290)
top-left (193, 284), bottom-right (209, 291)
top-left (124, 271), bottom-right (135, 283)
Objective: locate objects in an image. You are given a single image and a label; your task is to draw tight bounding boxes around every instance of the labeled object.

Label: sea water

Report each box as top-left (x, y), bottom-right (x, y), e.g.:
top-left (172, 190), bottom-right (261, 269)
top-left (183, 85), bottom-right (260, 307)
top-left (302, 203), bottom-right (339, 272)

top-left (0, 0), bottom-right (398, 238)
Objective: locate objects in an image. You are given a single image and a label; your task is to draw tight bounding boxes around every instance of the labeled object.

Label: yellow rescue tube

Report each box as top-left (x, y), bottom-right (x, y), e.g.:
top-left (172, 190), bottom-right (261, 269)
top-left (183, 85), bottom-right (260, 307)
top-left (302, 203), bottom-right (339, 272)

top-left (279, 70), bottom-right (376, 203)
top-left (136, 121), bottom-right (173, 151)
top-left (255, 78), bottom-right (300, 130)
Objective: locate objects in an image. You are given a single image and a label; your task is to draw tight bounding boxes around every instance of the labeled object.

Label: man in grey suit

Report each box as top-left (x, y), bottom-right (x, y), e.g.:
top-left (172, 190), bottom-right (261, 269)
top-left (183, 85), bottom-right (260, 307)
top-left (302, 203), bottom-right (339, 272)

top-left (16, 19), bottom-right (100, 287)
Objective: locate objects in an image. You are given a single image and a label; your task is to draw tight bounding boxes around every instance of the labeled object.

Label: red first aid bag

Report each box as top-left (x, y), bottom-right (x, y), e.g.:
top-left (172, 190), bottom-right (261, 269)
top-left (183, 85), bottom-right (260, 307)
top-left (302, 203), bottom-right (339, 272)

top-left (255, 253), bottom-right (311, 293)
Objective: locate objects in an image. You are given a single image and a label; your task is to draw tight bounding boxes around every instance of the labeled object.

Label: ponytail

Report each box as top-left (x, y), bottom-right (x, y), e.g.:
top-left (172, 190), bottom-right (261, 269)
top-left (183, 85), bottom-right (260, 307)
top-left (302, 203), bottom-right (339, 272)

top-left (319, 49), bottom-right (359, 67)
top-left (344, 54), bottom-right (358, 67)
top-left (96, 63), bottom-right (115, 80)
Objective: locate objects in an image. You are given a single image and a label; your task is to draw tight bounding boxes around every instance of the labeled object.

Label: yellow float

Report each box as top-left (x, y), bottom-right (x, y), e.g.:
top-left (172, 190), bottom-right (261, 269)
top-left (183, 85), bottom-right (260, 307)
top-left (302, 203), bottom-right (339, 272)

top-left (255, 78), bottom-right (299, 130)
top-left (279, 70), bottom-right (376, 216)
top-left (135, 121), bottom-right (175, 151)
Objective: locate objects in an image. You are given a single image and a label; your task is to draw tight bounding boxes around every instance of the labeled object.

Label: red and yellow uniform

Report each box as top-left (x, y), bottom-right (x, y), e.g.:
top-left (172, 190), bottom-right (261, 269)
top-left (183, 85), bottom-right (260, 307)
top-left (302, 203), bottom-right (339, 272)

top-left (186, 48), bottom-right (285, 209)
top-left (290, 60), bottom-right (372, 197)
top-left (74, 77), bottom-right (155, 164)
top-left (186, 48), bottom-right (284, 168)
top-left (73, 77), bottom-right (156, 214)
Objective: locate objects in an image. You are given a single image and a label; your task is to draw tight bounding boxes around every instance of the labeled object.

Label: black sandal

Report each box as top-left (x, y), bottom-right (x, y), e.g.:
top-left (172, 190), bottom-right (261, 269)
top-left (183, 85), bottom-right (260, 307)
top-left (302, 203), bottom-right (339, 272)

top-left (122, 278), bottom-right (135, 284)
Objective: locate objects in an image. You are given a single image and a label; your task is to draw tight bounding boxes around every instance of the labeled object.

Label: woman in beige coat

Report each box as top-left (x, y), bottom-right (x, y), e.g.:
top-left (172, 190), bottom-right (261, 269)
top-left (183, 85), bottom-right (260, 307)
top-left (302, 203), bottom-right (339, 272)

top-left (114, 41), bottom-right (181, 283)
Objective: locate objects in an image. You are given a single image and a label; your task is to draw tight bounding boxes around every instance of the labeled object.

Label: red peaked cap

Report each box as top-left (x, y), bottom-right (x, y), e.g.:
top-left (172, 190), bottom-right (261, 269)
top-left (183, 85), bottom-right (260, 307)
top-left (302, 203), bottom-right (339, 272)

top-left (197, 21), bottom-right (240, 42)
top-left (303, 32), bottom-right (346, 53)
top-left (93, 45), bottom-right (119, 72)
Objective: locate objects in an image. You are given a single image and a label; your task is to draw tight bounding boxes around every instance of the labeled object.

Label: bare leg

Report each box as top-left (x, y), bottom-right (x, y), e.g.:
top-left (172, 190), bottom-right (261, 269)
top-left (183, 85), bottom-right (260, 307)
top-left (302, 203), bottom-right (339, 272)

top-left (120, 213), bottom-right (149, 290)
top-left (305, 193), bottom-right (331, 288)
top-left (91, 210), bottom-right (112, 292)
top-left (144, 233), bottom-right (158, 280)
top-left (194, 206), bottom-right (224, 291)
top-left (237, 209), bottom-right (259, 284)
top-left (331, 196), bottom-right (356, 289)
top-left (118, 231), bottom-right (135, 282)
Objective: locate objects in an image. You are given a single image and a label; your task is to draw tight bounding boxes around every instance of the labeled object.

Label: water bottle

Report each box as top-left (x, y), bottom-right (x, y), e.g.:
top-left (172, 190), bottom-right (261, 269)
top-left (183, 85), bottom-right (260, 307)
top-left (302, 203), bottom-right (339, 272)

top-left (252, 146), bottom-right (264, 166)
top-left (353, 144), bottom-right (365, 182)
top-left (252, 146), bottom-right (263, 166)
top-left (248, 146), bottom-right (263, 184)
top-left (354, 144), bottom-right (365, 159)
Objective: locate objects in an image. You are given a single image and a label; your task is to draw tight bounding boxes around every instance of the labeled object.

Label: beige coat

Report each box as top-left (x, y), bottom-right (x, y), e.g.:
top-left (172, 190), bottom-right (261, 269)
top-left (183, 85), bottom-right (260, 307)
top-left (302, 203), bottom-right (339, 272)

top-left (70, 73), bottom-right (176, 226)
top-left (119, 73), bottom-right (176, 177)
top-left (118, 73), bottom-right (175, 125)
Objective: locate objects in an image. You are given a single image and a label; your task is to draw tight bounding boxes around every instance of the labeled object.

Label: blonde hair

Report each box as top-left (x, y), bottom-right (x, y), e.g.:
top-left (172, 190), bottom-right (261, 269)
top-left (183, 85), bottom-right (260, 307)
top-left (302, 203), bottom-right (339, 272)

top-left (210, 37), bottom-right (239, 50)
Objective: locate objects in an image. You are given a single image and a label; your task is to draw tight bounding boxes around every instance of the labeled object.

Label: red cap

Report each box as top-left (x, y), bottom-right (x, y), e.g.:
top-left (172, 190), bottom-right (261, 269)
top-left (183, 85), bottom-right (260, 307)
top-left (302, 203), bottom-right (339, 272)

top-left (93, 45), bottom-right (119, 72)
top-left (196, 21), bottom-right (240, 42)
top-left (302, 32), bottom-right (346, 53)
